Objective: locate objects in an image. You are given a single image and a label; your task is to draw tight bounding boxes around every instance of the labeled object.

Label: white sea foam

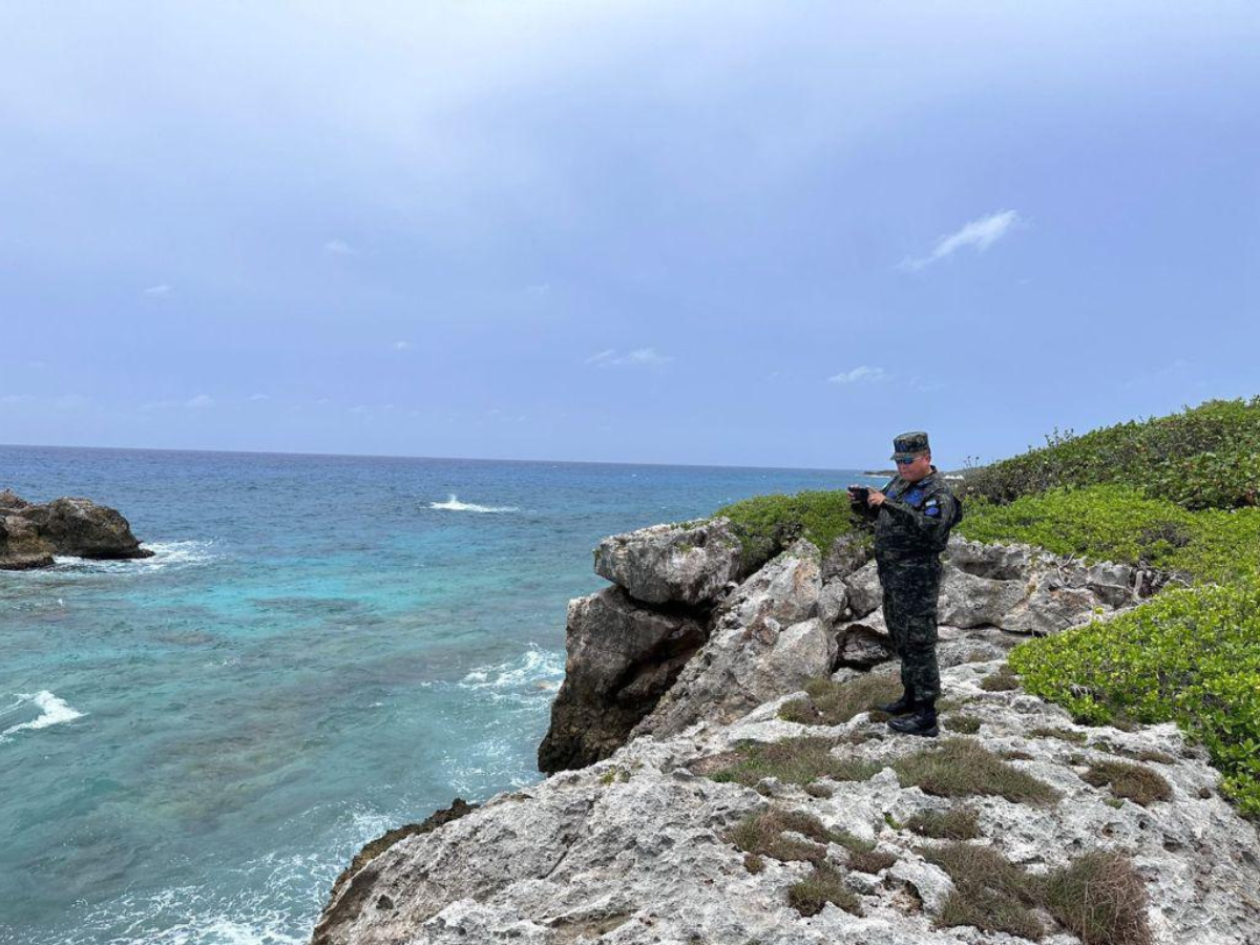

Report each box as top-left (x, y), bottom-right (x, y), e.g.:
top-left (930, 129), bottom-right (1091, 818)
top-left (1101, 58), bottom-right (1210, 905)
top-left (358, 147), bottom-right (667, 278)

top-left (0, 690), bottom-right (85, 742)
top-left (428, 494), bottom-right (519, 514)
top-left (459, 647), bottom-right (565, 692)
top-left (50, 539), bottom-right (219, 573)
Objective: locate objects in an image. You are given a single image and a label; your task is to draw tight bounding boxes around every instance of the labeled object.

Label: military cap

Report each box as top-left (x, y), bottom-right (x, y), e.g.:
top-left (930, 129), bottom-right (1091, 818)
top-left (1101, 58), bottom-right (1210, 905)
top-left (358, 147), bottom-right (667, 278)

top-left (891, 431), bottom-right (930, 461)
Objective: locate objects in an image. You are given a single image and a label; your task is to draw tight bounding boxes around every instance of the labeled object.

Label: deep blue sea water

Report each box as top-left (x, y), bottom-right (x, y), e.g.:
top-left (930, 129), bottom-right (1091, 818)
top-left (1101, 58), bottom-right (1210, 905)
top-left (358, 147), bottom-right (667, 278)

top-left (0, 446), bottom-right (879, 945)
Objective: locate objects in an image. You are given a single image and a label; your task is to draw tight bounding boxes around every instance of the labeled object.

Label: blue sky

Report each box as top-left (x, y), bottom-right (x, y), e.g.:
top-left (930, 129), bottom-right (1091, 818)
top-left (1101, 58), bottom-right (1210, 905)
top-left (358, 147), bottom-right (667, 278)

top-left (2, 2), bottom-right (1257, 469)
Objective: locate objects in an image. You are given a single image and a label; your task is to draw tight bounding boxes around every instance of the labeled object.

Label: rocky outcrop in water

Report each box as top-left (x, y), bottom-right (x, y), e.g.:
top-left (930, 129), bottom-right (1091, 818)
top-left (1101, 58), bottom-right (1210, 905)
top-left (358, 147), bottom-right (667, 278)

top-left (315, 520), bottom-right (1260, 944)
top-left (0, 489), bottom-right (153, 570)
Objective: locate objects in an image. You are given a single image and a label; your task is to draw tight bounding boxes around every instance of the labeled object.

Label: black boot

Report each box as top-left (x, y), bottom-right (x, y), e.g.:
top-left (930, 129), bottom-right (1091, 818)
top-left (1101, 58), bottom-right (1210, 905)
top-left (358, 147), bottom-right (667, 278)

top-left (888, 698), bottom-right (939, 737)
top-left (876, 684), bottom-right (915, 716)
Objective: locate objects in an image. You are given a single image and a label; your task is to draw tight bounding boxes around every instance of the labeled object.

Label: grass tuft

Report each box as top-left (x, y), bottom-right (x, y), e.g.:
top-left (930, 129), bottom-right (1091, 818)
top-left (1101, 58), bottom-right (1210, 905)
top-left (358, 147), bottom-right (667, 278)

top-left (1029, 726), bottom-right (1088, 744)
top-left (1042, 851), bottom-right (1152, 945)
top-left (779, 674), bottom-right (902, 727)
top-left (1081, 760), bottom-right (1173, 807)
top-left (980, 663), bottom-right (1022, 692)
top-left (787, 863), bottom-right (862, 917)
top-left (707, 737), bottom-right (880, 788)
top-left (945, 714), bottom-right (981, 734)
top-left (905, 807), bottom-right (981, 840)
top-left (893, 738), bottom-right (1061, 805)
top-left (924, 843), bottom-right (1044, 940)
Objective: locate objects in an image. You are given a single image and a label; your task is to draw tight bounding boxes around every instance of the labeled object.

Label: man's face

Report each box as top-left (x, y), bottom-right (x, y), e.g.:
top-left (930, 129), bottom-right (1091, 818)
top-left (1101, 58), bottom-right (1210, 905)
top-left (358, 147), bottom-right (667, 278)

top-left (896, 451), bottom-right (932, 482)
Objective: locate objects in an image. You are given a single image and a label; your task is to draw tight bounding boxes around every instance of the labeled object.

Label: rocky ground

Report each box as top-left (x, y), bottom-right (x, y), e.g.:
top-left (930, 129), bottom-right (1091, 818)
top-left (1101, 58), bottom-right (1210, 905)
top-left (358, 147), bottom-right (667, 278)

top-left (313, 518), bottom-right (1260, 945)
top-left (0, 489), bottom-right (152, 569)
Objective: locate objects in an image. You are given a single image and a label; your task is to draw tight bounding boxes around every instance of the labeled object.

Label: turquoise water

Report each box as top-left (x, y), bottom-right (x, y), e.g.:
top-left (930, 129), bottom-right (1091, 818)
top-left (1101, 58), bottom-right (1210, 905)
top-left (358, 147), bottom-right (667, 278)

top-left (0, 446), bottom-right (877, 944)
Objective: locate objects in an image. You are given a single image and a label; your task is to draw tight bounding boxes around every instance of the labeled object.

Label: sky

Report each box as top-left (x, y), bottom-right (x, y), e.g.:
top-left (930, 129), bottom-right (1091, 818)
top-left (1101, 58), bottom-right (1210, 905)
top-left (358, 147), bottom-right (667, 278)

top-left (1, 1), bottom-right (1257, 469)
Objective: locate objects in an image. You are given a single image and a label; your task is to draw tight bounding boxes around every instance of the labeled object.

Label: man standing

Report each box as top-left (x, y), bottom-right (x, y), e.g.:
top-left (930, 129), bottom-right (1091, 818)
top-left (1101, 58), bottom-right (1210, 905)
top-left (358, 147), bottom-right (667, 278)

top-left (849, 431), bottom-right (961, 737)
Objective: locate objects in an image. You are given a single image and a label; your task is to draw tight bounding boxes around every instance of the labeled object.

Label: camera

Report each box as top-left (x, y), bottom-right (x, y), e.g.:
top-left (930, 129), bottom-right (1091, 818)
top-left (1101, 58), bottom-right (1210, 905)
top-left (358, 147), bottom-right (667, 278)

top-left (848, 485), bottom-right (870, 504)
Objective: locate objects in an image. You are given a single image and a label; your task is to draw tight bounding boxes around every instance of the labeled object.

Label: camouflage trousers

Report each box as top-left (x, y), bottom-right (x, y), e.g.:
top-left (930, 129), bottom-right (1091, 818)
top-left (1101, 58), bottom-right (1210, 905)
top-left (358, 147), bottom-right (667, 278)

top-left (876, 555), bottom-right (942, 703)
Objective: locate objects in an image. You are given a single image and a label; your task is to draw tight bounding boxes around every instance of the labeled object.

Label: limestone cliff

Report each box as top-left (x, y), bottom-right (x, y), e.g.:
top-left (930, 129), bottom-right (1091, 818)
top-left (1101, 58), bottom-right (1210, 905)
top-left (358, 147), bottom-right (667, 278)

top-left (312, 519), bottom-right (1259, 945)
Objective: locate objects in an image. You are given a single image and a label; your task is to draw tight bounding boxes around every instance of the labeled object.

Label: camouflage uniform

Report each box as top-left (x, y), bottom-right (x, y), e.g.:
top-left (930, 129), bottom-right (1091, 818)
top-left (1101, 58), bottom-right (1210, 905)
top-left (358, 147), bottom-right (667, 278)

top-left (857, 432), bottom-right (961, 706)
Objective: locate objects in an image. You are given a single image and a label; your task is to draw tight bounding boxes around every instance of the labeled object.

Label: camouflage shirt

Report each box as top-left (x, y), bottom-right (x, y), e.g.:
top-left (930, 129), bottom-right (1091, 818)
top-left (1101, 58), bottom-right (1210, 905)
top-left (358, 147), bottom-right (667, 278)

top-left (868, 466), bottom-right (961, 560)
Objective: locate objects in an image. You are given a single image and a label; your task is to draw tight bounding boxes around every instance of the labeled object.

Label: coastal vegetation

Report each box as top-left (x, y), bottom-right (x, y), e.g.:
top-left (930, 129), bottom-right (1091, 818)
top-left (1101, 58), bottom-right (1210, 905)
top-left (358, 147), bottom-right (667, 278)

top-left (1010, 578), bottom-right (1260, 817)
top-left (709, 396), bottom-right (1260, 820)
top-left (963, 396), bottom-right (1260, 509)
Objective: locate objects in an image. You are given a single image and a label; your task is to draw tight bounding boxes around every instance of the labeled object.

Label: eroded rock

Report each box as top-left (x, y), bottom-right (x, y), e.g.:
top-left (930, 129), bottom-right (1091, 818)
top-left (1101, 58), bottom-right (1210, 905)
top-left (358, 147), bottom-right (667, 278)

top-left (593, 517), bottom-right (744, 606)
top-left (0, 492), bottom-right (152, 569)
top-left (537, 587), bottom-right (706, 773)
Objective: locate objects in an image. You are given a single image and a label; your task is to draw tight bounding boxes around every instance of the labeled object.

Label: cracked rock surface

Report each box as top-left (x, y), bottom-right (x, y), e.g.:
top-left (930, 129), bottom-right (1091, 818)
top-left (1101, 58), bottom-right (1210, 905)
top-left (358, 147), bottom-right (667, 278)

top-left (313, 658), bottom-right (1260, 945)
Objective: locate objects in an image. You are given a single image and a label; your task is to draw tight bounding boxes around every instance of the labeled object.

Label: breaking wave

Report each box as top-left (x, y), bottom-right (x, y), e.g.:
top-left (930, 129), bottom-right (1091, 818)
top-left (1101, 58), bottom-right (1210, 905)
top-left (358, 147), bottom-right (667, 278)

top-left (428, 494), bottom-right (518, 513)
top-left (50, 539), bottom-right (220, 573)
top-left (0, 690), bottom-right (85, 743)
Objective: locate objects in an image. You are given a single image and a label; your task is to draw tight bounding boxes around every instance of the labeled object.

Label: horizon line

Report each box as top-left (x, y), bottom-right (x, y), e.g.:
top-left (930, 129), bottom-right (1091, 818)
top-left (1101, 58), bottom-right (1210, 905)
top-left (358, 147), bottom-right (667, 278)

top-left (0, 440), bottom-right (888, 476)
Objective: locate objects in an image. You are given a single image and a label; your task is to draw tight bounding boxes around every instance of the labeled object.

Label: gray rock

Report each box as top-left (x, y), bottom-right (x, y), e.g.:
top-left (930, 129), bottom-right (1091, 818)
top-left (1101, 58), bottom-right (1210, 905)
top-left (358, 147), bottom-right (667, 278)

top-left (593, 517), bottom-right (743, 607)
top-left (538, 587), bottom-right (706, 773)
top-left (316, 657), bottom-right (1260, 945)
top-left (818, 580), bottom-right (849, 627)
top-left (0, 492), bottom-right (152, 570)
top-left (842, 560), bottom-right (882, 619)
top-left (836, 622), bottom-right (895, 669)
top-left (631, 542), bottom-right (829, 739)
top-left (822, 533), bottom-right (872, 582)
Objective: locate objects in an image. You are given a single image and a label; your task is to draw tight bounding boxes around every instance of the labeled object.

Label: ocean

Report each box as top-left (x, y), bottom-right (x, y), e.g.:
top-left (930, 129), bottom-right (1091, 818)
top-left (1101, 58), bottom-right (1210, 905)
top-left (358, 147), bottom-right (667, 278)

top-left (0, 446), bottom-right (880, 945)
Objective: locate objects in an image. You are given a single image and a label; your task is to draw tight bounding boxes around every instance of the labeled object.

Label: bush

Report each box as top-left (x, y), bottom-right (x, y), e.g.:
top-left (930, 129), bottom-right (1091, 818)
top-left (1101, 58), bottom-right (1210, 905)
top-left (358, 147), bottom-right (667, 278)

top-left (1009, 578), bottom-right (1260, 818)
top-left (959, 485), bottom-right (1260, 585)
top-left (714, 489), bottom-right (868, 569)
top-left (963, 397), bottom-right (1260, 510)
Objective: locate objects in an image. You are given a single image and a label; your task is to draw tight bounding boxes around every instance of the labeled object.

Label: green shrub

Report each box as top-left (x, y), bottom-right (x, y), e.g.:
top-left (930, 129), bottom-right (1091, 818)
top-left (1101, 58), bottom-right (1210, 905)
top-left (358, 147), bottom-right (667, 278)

top-left (714, 489), bottom-right (868, 569)
top-left (959, 484), bottom-right (1260, 585)
top-left (1009, 578), bottom-right (1260, 818)
top-left (964, 397), bottom-right (1260, 509)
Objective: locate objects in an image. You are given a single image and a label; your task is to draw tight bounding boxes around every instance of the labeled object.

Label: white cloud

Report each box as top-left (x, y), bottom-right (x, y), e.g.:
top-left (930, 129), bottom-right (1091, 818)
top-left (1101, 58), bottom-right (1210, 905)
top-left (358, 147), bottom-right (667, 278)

top-left (28, 360), bottom-right (47, 370)
top-left (393, 340), bottom-right (412, 350)
top-left (586, 347), bottom-right (672, 367)
top-left (249, 393), bottom-right (270, 401)
top-left (324, 239), bottom-right (356, 256)
top-left (1, 393), bottom-right (35, 404)
top-left (828, 365), bottom-right (886, 384)
top-left (900, 210), bottom-right (1020, 271)
top-left (143, 284), bottom-right (172, 296)
top-left (185, 394), bottom-right (214, 408)
top-left (53, 394), bottom-right (90, 409)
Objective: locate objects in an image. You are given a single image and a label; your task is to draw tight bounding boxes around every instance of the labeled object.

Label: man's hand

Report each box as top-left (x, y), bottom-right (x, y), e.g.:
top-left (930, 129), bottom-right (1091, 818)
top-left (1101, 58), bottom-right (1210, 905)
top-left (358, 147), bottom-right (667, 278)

top-left (867, 490), bottom-right (886, 507)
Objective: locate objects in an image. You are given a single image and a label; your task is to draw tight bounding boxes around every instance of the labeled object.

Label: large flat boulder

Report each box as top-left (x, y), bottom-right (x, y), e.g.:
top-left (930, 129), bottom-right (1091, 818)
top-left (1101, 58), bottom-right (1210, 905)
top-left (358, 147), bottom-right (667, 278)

top-left (593, 517), bottom-right (743, 607)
